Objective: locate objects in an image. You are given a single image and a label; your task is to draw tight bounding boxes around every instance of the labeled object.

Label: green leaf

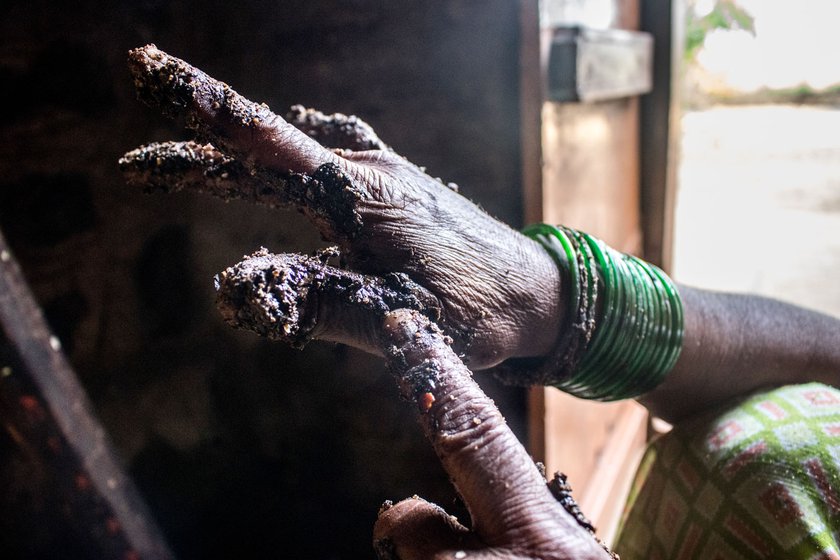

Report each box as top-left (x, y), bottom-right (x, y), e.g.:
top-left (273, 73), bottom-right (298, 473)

top-left (684, 0), bottom-right (755, 63)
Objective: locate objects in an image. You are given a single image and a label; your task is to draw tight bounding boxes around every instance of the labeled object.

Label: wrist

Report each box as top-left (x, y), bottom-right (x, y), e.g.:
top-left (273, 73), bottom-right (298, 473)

top-left (495, 224), bottom-right (685, 401)
top-left (507, 234), bottom-right (567, 359)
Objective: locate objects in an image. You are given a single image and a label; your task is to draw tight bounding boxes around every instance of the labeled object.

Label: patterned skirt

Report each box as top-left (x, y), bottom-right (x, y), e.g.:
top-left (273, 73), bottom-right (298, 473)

top-left (614, 383), bottom-right (840, 559)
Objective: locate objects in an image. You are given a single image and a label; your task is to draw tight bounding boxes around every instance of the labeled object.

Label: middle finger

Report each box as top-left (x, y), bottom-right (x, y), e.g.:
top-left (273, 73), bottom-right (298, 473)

top-left (128, 44), bottom-right (342, 175)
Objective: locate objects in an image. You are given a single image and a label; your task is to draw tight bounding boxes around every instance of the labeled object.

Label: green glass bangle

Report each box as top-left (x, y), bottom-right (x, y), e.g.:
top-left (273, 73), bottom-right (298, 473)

top-left (524, 224), bottom-right (579, 315)
top-left (521, 224), bottom-right (587, 383)
top-left (647, 262), bottom-right (684, 375)
top-left (625, 258), bottom-right (662, 395)
top-left (551, 225), bottom-right (598, 387)
top-left (642, 262), bottom-right (670, 389)
top-left (521, 224), bottom-right (684, 401)
top-left (618, 255), bottom-right (670, 398)
top-left (635, 258), bottom-right (672, 381)
top-left (578, 239), bottom-right (624, 386)
top-left (556, 228), bottom-right (601, 394)
top-left (564, 234), bottom-right (613, 394)
top-left (625, 257), bottom-right (656, 376)
top-left (572, 249), bottom-right (624, 396)
top-left (644, 263), bottom-right (682, 391)
top-left (563, 227), bottom-right (598, 339)
top-left (598, 255), bottom-right (650, 399)
top-left (592, 253), bottom-right (640, 395)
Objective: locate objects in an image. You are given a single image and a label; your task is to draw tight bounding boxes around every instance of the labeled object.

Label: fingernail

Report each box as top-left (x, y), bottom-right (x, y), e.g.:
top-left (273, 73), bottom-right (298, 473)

top-left (382, 309), bottom-right (424, 346)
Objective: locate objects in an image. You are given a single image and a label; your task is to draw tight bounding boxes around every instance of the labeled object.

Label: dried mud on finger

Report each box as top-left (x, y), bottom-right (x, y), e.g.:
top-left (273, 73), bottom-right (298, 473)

top-left (215, 248), bottom-right (440, 348)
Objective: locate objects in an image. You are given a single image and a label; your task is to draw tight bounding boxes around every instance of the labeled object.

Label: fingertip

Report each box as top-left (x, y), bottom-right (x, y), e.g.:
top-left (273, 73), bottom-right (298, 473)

top-left (382, 310), bottom-right (425, 346)
top-left (373, 497), bottom-right (475, 560)
top-left (126, 44), bottom-right (157, 69)
top-left (126, 44), bottom-right (340, 175)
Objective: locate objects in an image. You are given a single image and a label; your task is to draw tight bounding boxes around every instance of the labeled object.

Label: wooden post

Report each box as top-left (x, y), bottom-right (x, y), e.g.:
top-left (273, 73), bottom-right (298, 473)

top-left (522, 0), bottom-right (662, 545)
top-left (0, 232), bottom-right (174, 560)
top-left (640, 0), bottom-right (684, 271)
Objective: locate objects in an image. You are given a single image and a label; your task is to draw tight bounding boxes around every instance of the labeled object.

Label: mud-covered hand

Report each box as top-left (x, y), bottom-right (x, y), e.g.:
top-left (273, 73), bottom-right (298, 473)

top-left (372, 309), bottom-right (613, 560)
top-left (206, 236), bottom-right (613, 559)
top-left (120, 44), bottom-right (563, 369)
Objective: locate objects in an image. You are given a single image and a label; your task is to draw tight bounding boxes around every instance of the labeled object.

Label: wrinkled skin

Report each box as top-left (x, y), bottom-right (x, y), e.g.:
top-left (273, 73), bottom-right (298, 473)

top-left (122, 44), bottom-right (563, 370)
top-left (322, 149), bottom-right (563, 368)
top-left (375, 311), bottom-right (612, 560)
top-left (122, 45), bottom-right (609, 559)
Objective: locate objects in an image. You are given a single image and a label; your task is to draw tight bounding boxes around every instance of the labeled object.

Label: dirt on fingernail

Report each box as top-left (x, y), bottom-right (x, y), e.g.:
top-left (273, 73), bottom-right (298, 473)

top-left (286, 105), bottom-right (389, 151)
top-left (214, 249), bottom-right (440, 348)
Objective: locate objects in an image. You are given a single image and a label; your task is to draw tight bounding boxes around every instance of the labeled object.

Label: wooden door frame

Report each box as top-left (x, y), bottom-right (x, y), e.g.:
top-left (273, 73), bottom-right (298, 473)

top-left (518, 0), bottom-right (681, 544)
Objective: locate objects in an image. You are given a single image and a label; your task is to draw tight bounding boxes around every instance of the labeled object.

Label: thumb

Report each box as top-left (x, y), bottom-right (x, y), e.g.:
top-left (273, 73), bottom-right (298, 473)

top-left (373, 497), bottom-right (492, 560)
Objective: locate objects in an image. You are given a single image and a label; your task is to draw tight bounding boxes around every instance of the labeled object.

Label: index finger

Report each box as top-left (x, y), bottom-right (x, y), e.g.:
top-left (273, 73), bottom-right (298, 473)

top-left (381, 310), bottom-right (608, 556)
top-left (128, 44), bottom-right (340, 175)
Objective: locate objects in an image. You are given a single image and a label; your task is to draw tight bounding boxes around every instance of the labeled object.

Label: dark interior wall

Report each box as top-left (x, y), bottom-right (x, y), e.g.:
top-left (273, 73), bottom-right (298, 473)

top-left (0, 1), bottom-right (527, 558)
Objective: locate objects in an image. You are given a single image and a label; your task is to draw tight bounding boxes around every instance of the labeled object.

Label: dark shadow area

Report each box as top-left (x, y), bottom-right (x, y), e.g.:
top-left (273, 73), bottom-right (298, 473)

top-left (0, 2), bottom-right (528, 557)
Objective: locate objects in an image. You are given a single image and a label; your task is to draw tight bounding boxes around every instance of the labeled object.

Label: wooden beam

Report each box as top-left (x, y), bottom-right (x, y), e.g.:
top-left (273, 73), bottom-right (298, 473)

top-left (520, 0), bottom-right (545, 227)
top-left (577, 401), bottom-right (648, 546)
top-left (0, 232), bottom-right (174, 559)
top-left (639, 0), bottom-right (684, 272)
top-left (547, 27), bottom-right (653, 103)
top-left (529, 0), bottom-right (651, 544)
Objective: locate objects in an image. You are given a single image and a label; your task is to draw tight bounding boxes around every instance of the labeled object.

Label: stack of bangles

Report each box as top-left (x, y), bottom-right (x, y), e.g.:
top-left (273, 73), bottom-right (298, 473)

top-left (511, 223), bottom-right (684, 401)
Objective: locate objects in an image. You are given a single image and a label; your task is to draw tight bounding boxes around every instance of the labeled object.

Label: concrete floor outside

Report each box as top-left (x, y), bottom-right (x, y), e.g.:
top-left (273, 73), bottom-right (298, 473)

top-left (673, 104), bottom-right (840, 319)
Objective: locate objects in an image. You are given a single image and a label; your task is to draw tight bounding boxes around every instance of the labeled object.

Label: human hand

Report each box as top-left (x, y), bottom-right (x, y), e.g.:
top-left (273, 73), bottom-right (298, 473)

top-left (204, 250), bottom-right (612, 559)
top-left (119, 46), bottom-right (616, 557)
top-left (120, 44), bottom-right (563, 369)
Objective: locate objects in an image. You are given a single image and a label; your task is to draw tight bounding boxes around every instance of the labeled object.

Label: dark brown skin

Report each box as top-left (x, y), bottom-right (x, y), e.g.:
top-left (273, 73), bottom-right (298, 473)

top-left (375, 310), bottom-right (611, 560)
top-left (212, 253), bottom-right (613, 558)
top-left (284, 104), bottom-right (391, 152)
top-left (643, 287), bottom-right (840, 422)
top-left (123, 44), bottom-right (563, 370)
top-left (123, 45), bottom-right (840, 558)
top-left (214, 248), bottom-right (441, 353)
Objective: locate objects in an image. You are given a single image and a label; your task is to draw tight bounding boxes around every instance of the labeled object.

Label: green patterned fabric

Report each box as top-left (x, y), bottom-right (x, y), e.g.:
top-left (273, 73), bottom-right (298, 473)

top-left (614, 383), bottom-right (840, 559)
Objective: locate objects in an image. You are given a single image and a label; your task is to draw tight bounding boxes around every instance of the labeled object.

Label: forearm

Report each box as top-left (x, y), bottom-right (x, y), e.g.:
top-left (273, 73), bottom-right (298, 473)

top-left (639, 285), bottom-right (840, 423)
top-left (515, 225), bottom-right (840, 421)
